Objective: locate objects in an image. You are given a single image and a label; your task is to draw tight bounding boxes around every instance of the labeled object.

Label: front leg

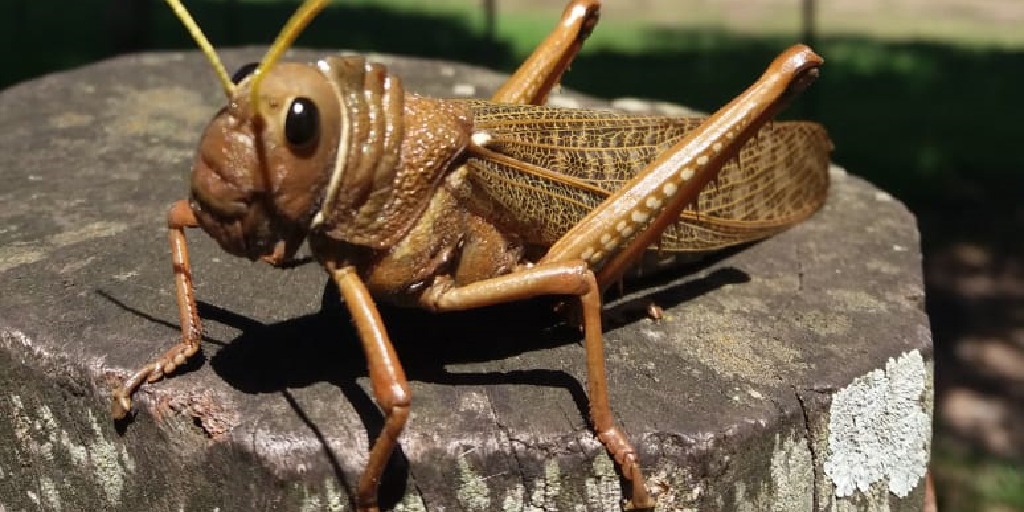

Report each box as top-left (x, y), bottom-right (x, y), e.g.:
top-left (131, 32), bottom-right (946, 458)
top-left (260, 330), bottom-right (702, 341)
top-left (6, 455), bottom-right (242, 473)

top-left (420, 262), bottom-right (654, 510)
top-left (112, 200), bottom-right (203, 419)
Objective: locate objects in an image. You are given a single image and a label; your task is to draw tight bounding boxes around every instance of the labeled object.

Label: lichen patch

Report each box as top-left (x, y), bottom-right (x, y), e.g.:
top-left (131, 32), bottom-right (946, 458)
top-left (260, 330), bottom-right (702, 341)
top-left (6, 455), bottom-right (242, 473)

top-left (456, 452), bottom-right (492, 511)
top-left (823, 349), bottom-right (930, 498)
top-left (770, 433), bottom-right (813, 511)
top-left (584, 453), bottom-right (621, 511)
top-left (7, 395), bottom-right (134, 507)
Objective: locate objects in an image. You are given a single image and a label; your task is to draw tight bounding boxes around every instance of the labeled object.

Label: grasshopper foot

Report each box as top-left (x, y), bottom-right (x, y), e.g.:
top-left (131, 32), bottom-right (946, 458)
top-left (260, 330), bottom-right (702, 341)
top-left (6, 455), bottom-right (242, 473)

top-left (110, 362), bottom-right (161, 420)
top-left (623, 479), bottom-right (656, 511)
top-left (646, 302), bottom-right (664, 321)
top-left (110, 388), bottom-right (133, 420)
top-left (110, 342), bottom-right (199, 419)
top-left (597, 428), bottom-right (654, 510)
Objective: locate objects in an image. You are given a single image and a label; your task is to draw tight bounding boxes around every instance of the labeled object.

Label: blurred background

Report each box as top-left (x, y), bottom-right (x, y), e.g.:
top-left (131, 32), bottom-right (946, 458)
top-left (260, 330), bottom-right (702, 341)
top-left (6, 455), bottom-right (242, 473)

top-left (1, 0), bottom-right (1020, 509)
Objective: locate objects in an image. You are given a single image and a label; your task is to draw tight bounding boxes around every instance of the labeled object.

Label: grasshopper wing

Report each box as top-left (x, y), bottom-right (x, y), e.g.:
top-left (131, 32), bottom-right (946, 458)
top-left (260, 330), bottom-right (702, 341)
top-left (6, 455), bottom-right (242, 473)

top-left (460, 101), bottom-right (831, 252)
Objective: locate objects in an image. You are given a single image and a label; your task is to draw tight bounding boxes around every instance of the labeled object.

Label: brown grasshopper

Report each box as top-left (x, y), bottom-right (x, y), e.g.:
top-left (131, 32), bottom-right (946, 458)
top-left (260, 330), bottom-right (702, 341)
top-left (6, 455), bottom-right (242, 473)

top-left (110, 0), bottom-right (831, 510)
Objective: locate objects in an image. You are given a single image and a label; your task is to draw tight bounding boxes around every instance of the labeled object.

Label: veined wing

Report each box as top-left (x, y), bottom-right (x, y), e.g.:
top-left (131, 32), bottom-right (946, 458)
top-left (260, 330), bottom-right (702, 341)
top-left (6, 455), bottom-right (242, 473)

top-left (458, 101), bottom-right (832, 252)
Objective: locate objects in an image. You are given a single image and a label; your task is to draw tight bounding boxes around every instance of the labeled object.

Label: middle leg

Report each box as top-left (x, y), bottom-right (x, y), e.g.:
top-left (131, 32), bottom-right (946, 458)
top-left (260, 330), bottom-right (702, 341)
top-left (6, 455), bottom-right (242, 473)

top-left (331, 265), bottom-right (411, 512)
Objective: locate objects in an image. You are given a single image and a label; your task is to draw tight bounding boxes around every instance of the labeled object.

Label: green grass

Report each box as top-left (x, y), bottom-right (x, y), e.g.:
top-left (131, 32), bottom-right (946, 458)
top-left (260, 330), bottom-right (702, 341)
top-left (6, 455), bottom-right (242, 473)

top-left (933, 435), bottom-right (1024, 511)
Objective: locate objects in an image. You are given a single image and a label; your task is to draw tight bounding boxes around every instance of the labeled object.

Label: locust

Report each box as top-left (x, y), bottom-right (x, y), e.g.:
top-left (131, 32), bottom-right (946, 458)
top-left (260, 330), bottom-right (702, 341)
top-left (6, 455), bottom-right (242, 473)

top-left (109, 0), bottom-right (832, 510)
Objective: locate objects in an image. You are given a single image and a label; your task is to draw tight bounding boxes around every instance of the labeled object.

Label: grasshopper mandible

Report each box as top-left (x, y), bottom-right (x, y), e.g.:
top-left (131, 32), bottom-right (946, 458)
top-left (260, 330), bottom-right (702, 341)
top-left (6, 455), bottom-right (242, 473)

top-left (110, 0), bottom-right (831, 510)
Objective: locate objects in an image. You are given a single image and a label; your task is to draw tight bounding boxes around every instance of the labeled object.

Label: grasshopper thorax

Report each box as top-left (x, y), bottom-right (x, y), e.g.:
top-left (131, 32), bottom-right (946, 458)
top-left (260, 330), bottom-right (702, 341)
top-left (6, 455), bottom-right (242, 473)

top-left (189, 62), bottom-right (342, 264)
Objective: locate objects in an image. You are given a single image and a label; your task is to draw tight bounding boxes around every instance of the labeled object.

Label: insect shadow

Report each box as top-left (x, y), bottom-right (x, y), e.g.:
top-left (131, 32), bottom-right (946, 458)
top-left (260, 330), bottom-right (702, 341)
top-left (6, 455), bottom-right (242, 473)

top-left (99, 254), bottom-right (748, 509)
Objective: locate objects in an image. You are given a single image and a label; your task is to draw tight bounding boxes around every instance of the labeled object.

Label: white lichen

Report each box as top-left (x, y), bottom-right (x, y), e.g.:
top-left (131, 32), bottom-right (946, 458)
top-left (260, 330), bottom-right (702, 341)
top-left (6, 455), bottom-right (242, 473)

top-left (322, 477), bottom-right (345, 512)
top-left (38, 476), bottom-right (61, 511)
top-left (456, 453), bottom-right (491, 511)
top-left (501, 482), bottom-right (525, 512)
top-left (298, 492), bottom-right (321, 512)
top-left (584, 453), bottom-right (621, 511)
top-left (85, 409), bottom-right (132, 505)
top-left (824, 349), bottom-right (930, 498)
top-left (9, 394), bottom-right (134, 507)
top-left (769, 434), bottom-right (813, 511)
top-left (522, 458), bottom-right (563, 512)
top-left (394, 493), bottom-right (428, 512)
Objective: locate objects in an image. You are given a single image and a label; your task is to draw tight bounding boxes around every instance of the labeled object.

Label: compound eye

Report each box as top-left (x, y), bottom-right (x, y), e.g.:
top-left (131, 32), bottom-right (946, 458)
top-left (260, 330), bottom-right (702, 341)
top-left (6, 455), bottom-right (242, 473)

top-left (231, 62), bottom-right (259, 85)
top-left (285, 97), bottom-right (320, 149)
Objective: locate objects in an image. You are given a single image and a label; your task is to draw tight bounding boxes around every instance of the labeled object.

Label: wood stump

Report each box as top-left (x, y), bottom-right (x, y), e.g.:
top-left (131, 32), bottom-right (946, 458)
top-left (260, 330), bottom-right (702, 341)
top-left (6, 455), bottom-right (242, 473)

top-left (0, 49), bottom-right (932, 511)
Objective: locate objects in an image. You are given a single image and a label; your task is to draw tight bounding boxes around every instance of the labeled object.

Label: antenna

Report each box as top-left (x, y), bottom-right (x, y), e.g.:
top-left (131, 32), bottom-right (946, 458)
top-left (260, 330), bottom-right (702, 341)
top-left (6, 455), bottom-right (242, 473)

top-left (250, 0), bottom-right (330, 116)
top-left (163, 0), bottom-right (235, 98)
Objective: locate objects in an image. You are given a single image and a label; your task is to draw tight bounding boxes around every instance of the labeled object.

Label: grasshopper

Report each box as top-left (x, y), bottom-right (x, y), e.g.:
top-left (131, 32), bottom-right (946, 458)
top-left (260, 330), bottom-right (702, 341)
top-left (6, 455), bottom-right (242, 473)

top-left (110, 0), bottom-right (831, 509)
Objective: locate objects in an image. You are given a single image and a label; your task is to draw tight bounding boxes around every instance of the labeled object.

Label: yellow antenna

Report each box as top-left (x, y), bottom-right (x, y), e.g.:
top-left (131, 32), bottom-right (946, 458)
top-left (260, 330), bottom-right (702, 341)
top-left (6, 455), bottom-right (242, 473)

top-left (163, 0), bottom-right (235, 98)
top-left (250, 0), bottom-right (330, 116)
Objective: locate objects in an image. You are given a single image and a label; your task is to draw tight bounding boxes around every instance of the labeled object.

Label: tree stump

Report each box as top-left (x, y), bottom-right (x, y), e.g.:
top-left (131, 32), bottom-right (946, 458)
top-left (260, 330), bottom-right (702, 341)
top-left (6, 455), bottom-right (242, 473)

top-left (0, 49), bottom-right (932, 511)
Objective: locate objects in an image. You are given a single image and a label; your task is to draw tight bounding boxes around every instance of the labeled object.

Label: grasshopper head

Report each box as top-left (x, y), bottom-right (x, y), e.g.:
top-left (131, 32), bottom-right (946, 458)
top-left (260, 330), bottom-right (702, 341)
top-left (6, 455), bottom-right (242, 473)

top-left (189, 62), bottom-right (341, 263)
top-left (166, 0), bottom-right (336, 263)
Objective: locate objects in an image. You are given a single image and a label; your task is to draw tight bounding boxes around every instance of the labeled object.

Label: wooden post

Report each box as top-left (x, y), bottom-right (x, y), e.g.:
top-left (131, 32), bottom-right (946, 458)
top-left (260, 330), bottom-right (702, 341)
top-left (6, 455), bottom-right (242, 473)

top-left (0, 49), bottom-right (933, 512)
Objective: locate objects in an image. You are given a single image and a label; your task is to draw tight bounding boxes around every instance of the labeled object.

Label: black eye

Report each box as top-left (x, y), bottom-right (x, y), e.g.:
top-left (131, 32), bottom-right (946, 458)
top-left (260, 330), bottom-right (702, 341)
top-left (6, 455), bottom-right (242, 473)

top-left (285, 97), bottom-right (320, 148)
top-left (231, 62), bottom-right (258, 85)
